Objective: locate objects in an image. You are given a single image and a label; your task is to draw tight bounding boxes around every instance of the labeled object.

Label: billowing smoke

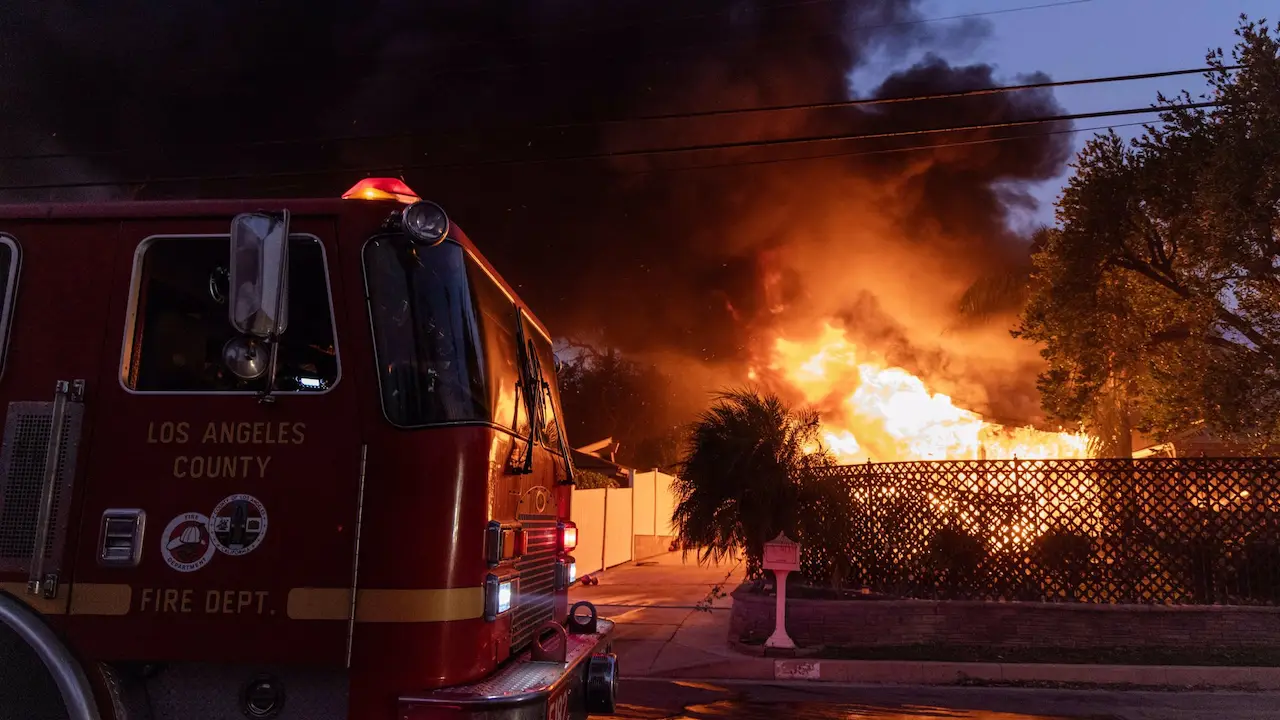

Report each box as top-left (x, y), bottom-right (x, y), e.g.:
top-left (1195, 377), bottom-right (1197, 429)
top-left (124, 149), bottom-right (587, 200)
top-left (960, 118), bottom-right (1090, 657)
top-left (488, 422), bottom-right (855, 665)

top-left (0, 0), bottom-right (1073, 425)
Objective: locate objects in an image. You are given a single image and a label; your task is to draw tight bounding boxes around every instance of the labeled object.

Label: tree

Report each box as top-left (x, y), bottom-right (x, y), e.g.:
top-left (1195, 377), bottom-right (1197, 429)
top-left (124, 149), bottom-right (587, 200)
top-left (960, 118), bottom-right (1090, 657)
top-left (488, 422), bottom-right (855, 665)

top-left (1015, 17), bottom-right (1280, 448)
top-left (672, 388), bottom-right (847, 579)
top-left (557, 346), bottom-right (687, 470)
top-left (572, 470), bottom-right (621, 490)
top-left (956, 225), bottom-right (1048, 322)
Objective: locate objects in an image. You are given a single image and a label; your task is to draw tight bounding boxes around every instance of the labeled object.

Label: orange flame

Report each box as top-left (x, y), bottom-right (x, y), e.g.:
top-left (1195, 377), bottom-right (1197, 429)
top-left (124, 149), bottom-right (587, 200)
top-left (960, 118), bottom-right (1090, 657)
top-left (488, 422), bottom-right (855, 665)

top-left (760, 323), bottom-right (1090, 462)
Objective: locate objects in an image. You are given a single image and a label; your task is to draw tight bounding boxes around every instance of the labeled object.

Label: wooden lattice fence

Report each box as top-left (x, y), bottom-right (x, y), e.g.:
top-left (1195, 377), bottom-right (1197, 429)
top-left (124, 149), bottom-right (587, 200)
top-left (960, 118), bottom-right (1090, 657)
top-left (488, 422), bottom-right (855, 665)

top-left (801, 458), bottom-right (1280, 604)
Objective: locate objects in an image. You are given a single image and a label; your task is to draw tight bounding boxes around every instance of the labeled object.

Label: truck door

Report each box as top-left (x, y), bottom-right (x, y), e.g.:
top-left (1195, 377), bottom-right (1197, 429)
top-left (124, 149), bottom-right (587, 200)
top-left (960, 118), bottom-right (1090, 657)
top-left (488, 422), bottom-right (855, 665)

top-left (0, 222), bottom-right (119, 623)
top-left (66, 216), bottom-right (364, 667)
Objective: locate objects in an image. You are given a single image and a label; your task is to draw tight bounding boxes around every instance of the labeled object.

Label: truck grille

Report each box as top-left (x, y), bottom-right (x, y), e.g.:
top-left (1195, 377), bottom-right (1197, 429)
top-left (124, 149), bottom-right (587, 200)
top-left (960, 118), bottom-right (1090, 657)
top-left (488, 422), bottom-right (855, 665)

top-left (511, 515), bottom-right (558, 651)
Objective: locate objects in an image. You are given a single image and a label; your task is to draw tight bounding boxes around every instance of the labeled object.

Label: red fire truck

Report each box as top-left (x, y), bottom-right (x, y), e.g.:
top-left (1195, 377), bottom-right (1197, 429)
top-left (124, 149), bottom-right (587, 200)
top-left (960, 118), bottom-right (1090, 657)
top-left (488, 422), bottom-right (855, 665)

top-left (0, 178), bottom-right (618, 720)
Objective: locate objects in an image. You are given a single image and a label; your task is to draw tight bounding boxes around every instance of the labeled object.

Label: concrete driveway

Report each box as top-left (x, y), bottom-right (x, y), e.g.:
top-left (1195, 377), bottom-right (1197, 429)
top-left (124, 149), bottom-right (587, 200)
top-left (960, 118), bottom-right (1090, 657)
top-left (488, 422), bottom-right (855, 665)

top-left (570, 550), bottom-right (744, 678)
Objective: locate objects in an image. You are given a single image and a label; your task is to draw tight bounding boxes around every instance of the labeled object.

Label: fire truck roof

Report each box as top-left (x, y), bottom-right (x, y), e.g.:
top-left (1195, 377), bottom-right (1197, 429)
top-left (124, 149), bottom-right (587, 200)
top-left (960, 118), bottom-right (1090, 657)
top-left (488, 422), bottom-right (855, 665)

top-left (0, 197), bottom-right (554, 341)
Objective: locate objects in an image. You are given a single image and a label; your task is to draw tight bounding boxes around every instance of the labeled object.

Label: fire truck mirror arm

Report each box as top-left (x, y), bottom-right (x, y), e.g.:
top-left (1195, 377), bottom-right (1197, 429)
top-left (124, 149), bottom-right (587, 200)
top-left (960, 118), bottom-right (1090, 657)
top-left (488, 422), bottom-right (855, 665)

top-left (0, 594), bottom-right (102, 720)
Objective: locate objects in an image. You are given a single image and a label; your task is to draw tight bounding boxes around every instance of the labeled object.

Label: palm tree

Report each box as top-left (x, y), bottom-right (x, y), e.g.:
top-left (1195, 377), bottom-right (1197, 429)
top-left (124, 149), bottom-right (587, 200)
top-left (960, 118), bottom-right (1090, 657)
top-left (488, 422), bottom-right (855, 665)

top-left (672, 388), bottom-right (839, 576)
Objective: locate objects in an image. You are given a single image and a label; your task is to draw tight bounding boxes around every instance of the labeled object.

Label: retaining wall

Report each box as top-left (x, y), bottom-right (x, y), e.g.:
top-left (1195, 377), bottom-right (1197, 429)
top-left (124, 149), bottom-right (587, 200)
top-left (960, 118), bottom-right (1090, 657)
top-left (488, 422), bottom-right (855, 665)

top-left (730, 588), bottom-right (1280, 649)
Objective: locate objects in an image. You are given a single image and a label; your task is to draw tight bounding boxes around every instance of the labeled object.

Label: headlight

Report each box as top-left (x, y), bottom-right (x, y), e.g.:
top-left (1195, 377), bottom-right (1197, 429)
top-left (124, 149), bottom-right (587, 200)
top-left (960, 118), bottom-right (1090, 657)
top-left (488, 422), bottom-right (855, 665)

top-left (498, 581), bottom-right (513, 613)
top-left (555, 557), bottom-right (577, 590)
top-left (484, 573), bottom-right (518, 621)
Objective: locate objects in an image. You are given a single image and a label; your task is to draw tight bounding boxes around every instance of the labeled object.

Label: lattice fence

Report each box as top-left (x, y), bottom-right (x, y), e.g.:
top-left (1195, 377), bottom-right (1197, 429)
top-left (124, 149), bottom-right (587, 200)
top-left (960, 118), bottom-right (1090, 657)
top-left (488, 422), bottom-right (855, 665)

top-left (800, 458), bottom-right (1280, 605)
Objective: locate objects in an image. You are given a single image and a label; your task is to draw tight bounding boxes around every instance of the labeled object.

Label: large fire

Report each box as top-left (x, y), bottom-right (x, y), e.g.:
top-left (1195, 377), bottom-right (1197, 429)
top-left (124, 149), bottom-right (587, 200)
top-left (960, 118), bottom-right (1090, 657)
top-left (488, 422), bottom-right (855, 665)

top-left (754, 323), bottom-right (1091, 462)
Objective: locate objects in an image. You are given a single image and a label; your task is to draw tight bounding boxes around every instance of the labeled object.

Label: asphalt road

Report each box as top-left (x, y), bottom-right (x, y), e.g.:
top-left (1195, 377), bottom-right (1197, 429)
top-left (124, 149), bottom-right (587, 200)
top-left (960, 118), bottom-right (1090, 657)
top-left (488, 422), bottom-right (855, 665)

top-left (603, 678), bottom-right (1280, 720)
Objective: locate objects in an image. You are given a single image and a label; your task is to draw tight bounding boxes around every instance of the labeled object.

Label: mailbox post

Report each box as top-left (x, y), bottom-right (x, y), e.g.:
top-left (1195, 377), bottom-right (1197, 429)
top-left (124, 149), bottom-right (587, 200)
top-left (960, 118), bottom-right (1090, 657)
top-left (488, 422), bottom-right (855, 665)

top-left (762, 532), bottom-right (800, 649)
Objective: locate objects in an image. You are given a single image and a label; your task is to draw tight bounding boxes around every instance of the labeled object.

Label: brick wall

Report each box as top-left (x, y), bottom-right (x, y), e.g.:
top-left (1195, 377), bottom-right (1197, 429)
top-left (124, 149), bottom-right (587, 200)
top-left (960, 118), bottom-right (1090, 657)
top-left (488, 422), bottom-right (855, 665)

top-left (730, 588), bottom-right (1280, 649)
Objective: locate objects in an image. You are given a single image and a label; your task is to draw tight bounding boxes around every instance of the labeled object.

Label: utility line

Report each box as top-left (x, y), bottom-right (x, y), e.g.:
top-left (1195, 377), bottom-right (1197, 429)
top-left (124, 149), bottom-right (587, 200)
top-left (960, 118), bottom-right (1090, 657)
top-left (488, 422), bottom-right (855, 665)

top-left (612, 120), bottom-right (1152, 175)
top-left (543, 102), bottom-right (1219, 166)
top-left (0, 1), bottom-right (1112, 165)
top-left (0, 65), bottom-right (1235, 164)
top-left (0, 102), bottom-right (1213, 192)
top-left (542, 66), bottom-right (1237, 128)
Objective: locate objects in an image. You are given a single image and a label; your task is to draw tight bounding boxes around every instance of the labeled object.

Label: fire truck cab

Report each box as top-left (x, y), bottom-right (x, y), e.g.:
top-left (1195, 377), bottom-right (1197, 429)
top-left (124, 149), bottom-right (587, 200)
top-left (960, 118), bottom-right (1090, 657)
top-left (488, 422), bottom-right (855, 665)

top-left (0, 178), bottom-right (617, 720)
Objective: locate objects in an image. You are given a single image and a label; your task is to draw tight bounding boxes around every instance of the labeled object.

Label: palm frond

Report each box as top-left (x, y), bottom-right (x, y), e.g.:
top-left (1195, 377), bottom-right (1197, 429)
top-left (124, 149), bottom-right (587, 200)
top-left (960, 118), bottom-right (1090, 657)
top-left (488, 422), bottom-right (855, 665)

top-left (673, 387), bottom-right (835, 575)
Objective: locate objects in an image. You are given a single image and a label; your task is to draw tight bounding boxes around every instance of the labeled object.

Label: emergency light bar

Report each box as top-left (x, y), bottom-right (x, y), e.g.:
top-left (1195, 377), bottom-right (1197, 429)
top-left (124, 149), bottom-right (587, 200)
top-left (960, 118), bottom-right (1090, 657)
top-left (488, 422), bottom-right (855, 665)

top-left (341, 177), bottom-right (421, 203)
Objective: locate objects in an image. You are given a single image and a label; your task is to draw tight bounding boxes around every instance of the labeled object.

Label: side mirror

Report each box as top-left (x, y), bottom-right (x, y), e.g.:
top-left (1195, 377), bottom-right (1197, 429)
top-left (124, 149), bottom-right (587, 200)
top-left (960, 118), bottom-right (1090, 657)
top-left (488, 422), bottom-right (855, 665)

top-left (229, 211), bottom-right (291, 338)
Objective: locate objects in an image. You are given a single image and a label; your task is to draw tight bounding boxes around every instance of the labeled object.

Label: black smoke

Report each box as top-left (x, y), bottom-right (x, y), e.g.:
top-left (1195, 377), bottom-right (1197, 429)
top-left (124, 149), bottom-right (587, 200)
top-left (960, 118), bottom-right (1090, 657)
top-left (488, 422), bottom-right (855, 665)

top-left (0, 0), bottom-right (1073, 424)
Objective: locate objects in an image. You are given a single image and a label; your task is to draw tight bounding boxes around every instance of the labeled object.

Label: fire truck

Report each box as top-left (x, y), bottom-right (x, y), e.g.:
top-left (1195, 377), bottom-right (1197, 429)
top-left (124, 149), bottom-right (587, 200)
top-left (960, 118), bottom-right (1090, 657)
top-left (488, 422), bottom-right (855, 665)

top-left (0, 178), bottom-right (618, 720)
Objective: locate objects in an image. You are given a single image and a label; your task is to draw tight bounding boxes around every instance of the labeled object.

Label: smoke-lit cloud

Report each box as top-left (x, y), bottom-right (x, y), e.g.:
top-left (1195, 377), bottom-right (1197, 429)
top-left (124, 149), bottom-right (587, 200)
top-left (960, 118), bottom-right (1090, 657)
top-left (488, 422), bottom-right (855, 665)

top-left (0, 0), bottom-right (1074, 423)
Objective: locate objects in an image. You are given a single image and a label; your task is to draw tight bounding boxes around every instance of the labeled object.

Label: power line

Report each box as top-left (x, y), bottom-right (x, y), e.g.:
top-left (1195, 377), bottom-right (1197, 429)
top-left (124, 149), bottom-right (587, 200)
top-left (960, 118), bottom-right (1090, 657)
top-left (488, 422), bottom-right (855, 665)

top-left (842, 0), bottom-right (1095, 33)
top-left (401, 101), bottom-right (1222, 168)
top-left (0, 64), bottom-right (1235, 164)
top-left (615, 120), bottom-right (1153, 175)
top-left (0, 101), bottom-right (1214, 192)
top-left (0, 120), bottom-right (1156, 198)
top-left (547, 65), bottom-right (1237, 128)
top-left (0, 1), bottom-right (1105, 165)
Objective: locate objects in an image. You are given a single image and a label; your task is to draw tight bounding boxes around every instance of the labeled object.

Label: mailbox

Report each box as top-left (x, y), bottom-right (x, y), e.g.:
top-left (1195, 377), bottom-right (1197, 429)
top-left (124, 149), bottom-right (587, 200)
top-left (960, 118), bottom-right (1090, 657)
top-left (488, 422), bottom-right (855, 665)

top-left (763, 533), bottom-right (800, 572)
top-left (760, 532), bottom-right (800, 649)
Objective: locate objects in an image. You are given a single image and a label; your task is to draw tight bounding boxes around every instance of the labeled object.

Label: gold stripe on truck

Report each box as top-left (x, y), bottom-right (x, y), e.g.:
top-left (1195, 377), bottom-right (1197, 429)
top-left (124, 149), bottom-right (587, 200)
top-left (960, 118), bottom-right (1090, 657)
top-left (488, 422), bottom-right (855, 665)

top-left (287, 587), bottom-right (485, 623)
top-left (70, 583), bottom-right (133, 616)
top-left (0, 582), bottom-right (132, 616)
top-left (3, 583), bottom-right (480, 622)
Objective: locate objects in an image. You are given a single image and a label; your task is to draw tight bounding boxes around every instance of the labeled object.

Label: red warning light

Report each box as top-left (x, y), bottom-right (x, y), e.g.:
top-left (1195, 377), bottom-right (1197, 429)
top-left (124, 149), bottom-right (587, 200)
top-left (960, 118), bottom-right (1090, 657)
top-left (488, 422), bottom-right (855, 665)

top-left (341, 178), bottom-right (421, 204)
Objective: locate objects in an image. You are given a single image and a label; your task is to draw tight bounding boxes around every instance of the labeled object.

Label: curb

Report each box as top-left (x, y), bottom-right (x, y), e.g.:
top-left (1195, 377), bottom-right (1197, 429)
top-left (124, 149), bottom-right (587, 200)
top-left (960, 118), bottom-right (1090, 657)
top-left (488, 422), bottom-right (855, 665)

top-left (634, 657), bottom-right (1280, 689)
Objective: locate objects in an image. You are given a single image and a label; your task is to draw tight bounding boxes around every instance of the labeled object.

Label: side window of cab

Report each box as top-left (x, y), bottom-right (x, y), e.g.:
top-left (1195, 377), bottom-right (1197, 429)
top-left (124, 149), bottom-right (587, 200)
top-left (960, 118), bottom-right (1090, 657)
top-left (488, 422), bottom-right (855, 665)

top-left (122, 235), bottom-right (339, 393)
top-left (0, 235), bottom-right (21, 379)
top-left (526, 325), bottom-right (564, 453)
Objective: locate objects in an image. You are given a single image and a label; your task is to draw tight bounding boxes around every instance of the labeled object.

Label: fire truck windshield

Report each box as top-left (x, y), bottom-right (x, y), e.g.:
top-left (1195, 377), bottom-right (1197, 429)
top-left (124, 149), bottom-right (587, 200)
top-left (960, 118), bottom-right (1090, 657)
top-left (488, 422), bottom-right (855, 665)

top-left (364, 235), bottom-right (528, 430)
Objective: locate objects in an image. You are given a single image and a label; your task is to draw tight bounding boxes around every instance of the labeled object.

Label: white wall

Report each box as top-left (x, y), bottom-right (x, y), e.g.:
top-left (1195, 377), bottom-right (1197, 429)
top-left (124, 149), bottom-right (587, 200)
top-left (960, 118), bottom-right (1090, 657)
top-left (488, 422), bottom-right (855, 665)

top-left (569, 470), bottom-right (680, 575)
top-left (570, 488), bottom-right (606, 576)
top-left (653, 471), bottom-right (679, 536)
top-left (632, 471), bottom-right (657, 536)
top-left (603, 487), bottom-right (633, 568)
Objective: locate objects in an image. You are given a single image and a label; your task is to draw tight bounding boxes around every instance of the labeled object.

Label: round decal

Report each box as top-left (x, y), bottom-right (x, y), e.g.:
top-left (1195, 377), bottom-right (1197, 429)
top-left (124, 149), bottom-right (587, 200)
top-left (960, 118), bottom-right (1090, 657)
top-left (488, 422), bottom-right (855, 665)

top-left (160, 512), bottom-right (216, 572)
top-left (208, 494), bottom-right (269, 556)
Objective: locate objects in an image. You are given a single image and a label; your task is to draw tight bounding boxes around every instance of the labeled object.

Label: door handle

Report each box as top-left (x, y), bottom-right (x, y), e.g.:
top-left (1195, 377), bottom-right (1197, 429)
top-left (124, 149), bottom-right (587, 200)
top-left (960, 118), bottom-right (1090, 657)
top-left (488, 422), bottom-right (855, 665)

top-left (28, 379), bottom-right (86, 598)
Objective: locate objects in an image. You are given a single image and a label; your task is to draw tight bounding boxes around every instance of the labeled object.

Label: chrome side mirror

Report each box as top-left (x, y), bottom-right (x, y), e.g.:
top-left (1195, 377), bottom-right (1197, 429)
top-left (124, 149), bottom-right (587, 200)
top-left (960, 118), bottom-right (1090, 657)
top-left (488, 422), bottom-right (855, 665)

top-left (229, 211), bottom-right (290, 338)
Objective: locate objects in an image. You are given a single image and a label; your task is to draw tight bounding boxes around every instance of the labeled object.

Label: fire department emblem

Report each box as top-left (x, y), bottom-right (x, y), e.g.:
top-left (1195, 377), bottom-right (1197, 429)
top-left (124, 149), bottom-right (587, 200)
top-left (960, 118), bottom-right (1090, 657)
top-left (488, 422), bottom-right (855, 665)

top-left (208, 493), bottom-right (269, 556)
top-left (160, 512), bottom-right (216, 572)
top-left (519, 485), bottom-right (553, 515)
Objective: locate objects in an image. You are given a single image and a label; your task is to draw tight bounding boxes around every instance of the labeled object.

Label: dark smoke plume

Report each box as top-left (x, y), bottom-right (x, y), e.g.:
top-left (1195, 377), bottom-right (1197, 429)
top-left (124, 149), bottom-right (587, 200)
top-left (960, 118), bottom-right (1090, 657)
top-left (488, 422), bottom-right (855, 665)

top-left (0, 0), bottom-right (1073, 425)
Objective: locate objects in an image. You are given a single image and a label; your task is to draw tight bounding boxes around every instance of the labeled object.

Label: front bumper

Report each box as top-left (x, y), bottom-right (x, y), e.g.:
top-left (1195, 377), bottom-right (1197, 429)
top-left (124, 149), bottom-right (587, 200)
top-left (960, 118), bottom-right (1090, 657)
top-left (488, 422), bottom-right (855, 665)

top-left (398, 613), bottom-right (617, 719)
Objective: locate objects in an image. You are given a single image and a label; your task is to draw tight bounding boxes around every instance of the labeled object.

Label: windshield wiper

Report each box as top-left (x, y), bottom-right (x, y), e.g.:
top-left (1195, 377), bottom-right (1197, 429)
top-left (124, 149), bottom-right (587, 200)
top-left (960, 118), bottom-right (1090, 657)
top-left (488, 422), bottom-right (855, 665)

top-left (513, 309), bottom-right (539, 475)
